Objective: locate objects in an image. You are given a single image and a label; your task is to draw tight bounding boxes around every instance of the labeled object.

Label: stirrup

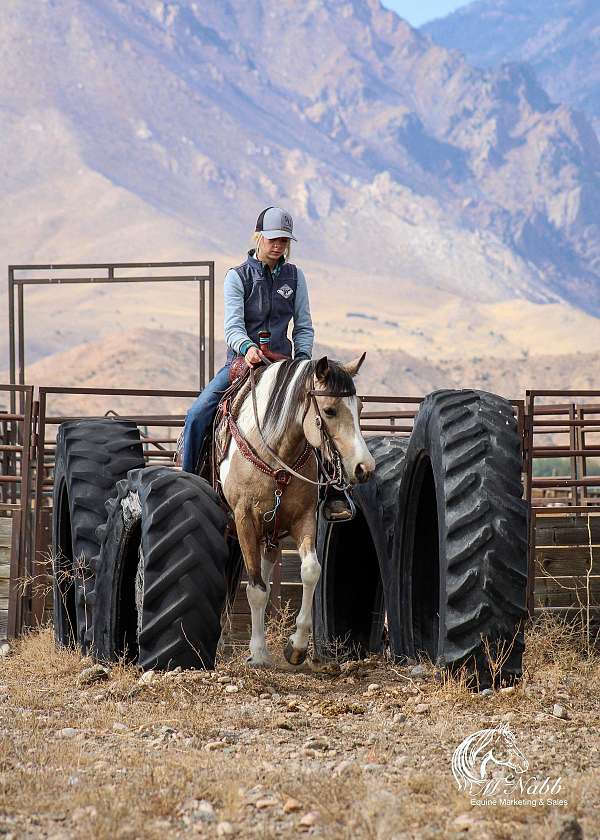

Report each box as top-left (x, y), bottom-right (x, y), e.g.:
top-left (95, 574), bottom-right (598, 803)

top-left (319, 488), bottom-right (356, 524)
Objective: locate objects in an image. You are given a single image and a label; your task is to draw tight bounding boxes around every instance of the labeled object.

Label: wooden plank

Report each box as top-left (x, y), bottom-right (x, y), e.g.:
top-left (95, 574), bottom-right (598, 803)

top-left (536, 548), bottom-right (597, 577)
top-left (535, 514), bottom-right (600, 546)
top-left (535, 575), bottom-right (600, 594)
top-left (535, 605), bottom-right (600, 613)
top-left (235, 553), bottom-right (301, 583)
top-left (281, 582), bottom-right (303, 613)
top-left (281, 553), bottom-right (301, 580)
top-left (0, 517), bottom-right (12, 548)
top-left (537, 559), bottom-right (596, 578)
top-left (534, 584), bottom-right (600, 608)
top-left (0, 518), bottom-right (11, 640)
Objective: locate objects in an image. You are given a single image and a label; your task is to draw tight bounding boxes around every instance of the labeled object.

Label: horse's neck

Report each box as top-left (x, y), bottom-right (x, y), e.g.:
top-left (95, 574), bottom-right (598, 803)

top-left (271, 421), bottom-right (306, 465)
top-left (241, 363), bottom-right (307, 464)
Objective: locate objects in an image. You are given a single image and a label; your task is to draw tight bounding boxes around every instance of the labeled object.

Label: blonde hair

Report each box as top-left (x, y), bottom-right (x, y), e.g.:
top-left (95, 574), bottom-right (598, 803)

top-left (252, 232), bottom-right (292, 262)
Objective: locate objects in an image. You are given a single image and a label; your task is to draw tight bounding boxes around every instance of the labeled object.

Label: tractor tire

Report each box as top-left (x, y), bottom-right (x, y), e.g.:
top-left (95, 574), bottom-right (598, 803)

top-left (90, 466), bottom-right (229, 670)
top-left (393, 389), bottom-right (528, 688)
top-left (313, 435), bottom-right (410, 659)
top-left (52, 419), bottom-right (144, 651)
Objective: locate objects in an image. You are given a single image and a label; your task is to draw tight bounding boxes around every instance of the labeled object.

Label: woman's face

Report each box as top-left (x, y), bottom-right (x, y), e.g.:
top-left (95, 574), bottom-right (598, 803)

top-left (259, 236), bottom-right (289, 262)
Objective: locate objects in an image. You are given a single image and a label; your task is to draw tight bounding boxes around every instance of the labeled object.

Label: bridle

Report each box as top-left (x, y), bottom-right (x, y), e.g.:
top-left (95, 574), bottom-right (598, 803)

top-left (248, 360), bottom-right (355, 492)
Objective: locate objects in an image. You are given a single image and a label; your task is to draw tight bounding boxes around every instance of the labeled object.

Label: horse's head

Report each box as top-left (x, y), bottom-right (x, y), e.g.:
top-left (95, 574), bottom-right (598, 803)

top-left (303, 354), bottom-right (375, 485)
top-left (488, 723), bottom-right (529, 775)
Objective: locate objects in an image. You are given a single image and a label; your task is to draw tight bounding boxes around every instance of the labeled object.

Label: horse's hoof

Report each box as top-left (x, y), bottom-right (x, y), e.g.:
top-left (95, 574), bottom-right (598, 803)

top-left (284, 639), bottom-right (307, 666)
top-left (246, 653), bottom-right (271, 668)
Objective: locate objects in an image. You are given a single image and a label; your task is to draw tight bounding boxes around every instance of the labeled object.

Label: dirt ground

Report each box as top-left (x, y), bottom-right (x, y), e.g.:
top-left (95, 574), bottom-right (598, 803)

top-left (0, 618), bottom-right (599, 840)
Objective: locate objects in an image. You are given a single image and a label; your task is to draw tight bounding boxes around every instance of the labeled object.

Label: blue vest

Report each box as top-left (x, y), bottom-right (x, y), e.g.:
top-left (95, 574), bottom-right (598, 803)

top-left (227, 250), bottom-right (298, 362)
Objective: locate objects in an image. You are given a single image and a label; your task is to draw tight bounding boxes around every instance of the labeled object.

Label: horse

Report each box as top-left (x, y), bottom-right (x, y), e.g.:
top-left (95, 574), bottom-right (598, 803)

top-left (452, 723), bottom-right (529, 793)
top-left (218, 354), bottom-right (375, 666)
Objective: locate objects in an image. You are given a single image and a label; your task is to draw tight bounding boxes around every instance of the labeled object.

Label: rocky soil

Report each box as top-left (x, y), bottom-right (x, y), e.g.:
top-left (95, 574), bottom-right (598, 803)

top-left (0, 620), bottom-right (598, 840)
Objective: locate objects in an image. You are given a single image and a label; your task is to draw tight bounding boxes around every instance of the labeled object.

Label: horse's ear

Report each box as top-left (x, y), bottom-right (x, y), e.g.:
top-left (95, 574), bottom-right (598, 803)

top-left (345, 352), bottom-right (366, 377)
top-left (315, 356), bottom-right (330, 382)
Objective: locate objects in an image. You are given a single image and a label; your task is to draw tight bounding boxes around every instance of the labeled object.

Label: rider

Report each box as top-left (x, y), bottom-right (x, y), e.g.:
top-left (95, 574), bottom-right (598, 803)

top-left (182, 206), bottom-right (314, 474)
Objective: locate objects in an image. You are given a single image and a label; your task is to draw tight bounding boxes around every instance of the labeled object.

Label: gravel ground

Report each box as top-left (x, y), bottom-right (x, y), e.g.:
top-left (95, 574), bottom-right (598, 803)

top-left (0, 620), bottom-right (598, 840)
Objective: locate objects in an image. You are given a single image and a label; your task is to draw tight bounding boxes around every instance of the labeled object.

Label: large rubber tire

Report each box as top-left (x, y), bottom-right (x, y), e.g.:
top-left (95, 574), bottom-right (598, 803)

top-left (393, 389), bottom-right (528, 688)
top-left (313, 435), bottom-right (409, 659)
top-left (90, 466), bottom-right (229, 670)
top-left (52, 420), bottom-right (144, 651)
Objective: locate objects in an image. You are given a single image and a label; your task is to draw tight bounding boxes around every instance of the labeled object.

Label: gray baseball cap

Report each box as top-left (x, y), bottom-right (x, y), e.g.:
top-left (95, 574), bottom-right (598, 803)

top-left (255, 206), bottom-right (297, 241)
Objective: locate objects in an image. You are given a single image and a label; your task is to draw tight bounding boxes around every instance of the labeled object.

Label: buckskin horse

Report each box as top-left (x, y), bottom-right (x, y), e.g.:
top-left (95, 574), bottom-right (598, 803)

top-left (215, 354), bottom-right (375, 666)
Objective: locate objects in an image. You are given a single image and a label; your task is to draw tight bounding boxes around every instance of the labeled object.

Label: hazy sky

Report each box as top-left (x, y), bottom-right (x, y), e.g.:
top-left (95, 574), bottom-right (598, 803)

top-left (381, 0), bottom-right (471, 27)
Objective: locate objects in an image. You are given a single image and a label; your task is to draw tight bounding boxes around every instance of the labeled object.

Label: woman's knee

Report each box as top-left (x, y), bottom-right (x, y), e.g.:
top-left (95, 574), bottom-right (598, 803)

top-left (186, 395), bottom-right (209, 421)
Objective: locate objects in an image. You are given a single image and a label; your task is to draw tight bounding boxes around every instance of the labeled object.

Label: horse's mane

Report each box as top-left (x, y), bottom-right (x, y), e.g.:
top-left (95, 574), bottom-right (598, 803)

top-left (452, 723), bottom-right (517, 791)
top-left (260, 359), bottom-right (356, 445)
top-left (452, 728), bottom-right (495, 790)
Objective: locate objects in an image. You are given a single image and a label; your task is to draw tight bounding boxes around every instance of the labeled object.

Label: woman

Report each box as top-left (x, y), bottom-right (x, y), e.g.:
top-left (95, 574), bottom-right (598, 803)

top-left (182, 206), bottom-right (314, 473)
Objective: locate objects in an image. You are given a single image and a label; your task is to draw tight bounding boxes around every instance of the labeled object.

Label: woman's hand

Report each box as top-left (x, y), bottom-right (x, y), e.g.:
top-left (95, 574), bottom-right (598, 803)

top-left (244, 346), bottom-right (262, 366)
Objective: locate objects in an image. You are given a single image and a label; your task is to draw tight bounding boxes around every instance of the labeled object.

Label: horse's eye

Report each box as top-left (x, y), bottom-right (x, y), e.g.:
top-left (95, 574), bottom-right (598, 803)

top-left (324, 408), bottom-right (337, 418)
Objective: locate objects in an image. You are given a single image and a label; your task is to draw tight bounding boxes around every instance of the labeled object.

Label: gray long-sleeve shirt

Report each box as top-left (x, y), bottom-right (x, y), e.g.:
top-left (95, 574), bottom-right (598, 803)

top-left (223, 266), bottom-right (314, 359)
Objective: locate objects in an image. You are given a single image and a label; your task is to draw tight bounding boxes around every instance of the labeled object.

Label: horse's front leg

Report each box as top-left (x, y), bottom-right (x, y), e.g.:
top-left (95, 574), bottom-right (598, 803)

top-left (251, 543), bottom-right (279, 665)
top-left (284, 517), bottom-right (320, 666)
top-left (237, 514), bottom-right (276, 666)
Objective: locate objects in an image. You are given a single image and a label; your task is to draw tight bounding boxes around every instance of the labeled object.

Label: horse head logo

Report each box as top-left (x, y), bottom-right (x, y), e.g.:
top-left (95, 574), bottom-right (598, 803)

top-left (452, 723), bottom-right (529, 793)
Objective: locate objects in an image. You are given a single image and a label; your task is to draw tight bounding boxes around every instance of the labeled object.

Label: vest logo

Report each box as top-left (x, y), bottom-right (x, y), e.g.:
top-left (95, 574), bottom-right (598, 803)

top-left (277, 284), bottom-right (294, 299)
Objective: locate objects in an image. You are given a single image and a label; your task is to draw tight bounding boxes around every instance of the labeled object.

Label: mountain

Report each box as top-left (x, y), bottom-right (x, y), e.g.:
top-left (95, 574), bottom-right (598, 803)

top-left (424, 0), bottom-right (600, 136)
top-left (0, 0), bottom-right (599, 376)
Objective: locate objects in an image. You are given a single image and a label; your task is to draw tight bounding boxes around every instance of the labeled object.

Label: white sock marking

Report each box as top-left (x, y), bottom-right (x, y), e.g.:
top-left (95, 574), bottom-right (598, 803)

top-left (246, 548), bottom-right (276, 665)
top-left (289, 551), bottom-right (321, 654)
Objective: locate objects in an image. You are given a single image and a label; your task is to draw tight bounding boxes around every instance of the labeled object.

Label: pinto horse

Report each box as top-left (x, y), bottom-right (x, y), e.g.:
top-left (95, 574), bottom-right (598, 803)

top-left (218, 354), bottom-right (375, 666)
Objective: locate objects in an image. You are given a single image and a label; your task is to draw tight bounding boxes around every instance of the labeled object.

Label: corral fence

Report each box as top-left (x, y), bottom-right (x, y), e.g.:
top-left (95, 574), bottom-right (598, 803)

top-left (2, 260), bottom-right (599, 644)
top-left (525, 390), bottom-right (600, 634)
top-left (2, 384), bottom-right (599, 643)
top-left (1, 386), bottom-right (433, 643)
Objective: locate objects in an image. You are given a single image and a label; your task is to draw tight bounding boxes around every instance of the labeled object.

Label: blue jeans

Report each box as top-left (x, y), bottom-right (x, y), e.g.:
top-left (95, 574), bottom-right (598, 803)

top-left (182, 364), bottom-right (231, 473)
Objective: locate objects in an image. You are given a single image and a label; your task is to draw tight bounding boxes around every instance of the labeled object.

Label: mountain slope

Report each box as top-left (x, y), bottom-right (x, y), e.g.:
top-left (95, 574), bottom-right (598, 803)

top-left (424, 0), bottom-right (600, 136)
top-left (0, 0), bottom-right (599, 326)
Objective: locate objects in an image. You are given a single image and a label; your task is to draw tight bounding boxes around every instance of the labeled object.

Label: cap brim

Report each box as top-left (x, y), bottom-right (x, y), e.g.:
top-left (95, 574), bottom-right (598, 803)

top-left (261, 230), bottom-right (297, 241)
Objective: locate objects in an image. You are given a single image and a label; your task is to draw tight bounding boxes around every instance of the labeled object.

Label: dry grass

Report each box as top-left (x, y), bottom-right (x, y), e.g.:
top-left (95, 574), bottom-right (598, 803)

top-left (0, 618), bottom-right (599, 839)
